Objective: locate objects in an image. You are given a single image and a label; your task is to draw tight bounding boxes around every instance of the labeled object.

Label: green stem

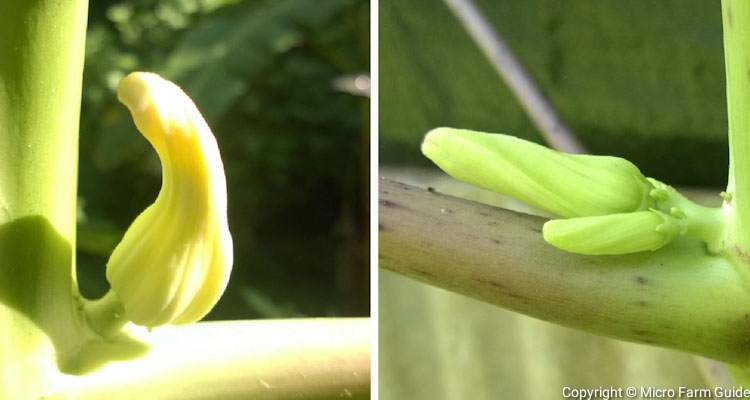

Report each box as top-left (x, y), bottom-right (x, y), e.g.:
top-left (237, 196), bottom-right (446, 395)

top-left (723, 0), bottom-right (750, 252)
top-left (47, 319), bottom-right (371, 399)
top-left (84, 291), bottom-right (128, 338)
top-left (379, 179), bottom-right (750, 363)
top-left (0, 0), bottom-right (87, 237)
top-left (0, 0), bottom-right (90, 396)
top-left (721, 2), bottom-right (750, 382)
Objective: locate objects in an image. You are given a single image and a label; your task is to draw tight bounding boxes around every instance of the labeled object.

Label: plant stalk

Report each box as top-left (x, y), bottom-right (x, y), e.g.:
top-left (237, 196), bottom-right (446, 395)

top-left (379, 179), bottom-right (750, 364)
top-left (0, 0), bottom-right (89, 397)
top-left (723, 0), bottom-right (750, 253)
top-left (48, 319), bottom-right (371, 399)
top-left (0, 0), bottom-right (87, 237)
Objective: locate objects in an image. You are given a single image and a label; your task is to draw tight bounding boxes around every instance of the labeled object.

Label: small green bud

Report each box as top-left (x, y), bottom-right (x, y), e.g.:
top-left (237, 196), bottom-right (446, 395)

top-left (647, 178), bottom-right (728, 254)
top-left (106, 72), bottom-right (233, 327)
top-left (421, 128), bottom-right (653, 218)
top-left (542, 210), bottom-right (685, 255)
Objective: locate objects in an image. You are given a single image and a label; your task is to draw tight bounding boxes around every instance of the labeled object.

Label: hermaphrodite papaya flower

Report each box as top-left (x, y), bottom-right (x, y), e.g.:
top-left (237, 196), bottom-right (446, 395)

top-left (422, 127), bottom-right (654, 218)
top-left (422, 127), bottom-right (726, 256)
top-left (105, 72), bottom-right (233, 327)
top-left (542, 210), bottom-right (686, 255)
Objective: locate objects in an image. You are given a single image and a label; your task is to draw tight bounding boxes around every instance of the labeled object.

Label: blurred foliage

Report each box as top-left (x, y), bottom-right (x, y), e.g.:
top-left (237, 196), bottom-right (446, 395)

top-left (77, 0), bottom-right (370, 319)
top-left (380, 0), bottom-right (727, 187)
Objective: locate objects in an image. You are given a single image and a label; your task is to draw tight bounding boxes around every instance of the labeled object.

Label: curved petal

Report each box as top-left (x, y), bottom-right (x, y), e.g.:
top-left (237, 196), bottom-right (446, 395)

top-left (106, 72), bottom-right (233, 327)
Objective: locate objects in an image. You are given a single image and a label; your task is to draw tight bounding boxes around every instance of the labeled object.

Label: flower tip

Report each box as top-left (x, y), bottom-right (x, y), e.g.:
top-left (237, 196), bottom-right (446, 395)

top-left (116, 72), bottom-right (194, 148)
top-left (421, 127), bottom-right (454, 157)
top-left (116, 72), bottom-right (159, 111)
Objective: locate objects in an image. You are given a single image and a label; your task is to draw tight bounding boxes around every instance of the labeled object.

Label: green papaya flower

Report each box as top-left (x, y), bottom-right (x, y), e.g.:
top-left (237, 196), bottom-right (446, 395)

top-left (422, 127), bottom-right (727, 256)
top-left (105, 72), bottom-right (233, 327)
top-left (543, 210), bottom-right (686, 255)
top-left (421, 127), bottom-right (653, 218)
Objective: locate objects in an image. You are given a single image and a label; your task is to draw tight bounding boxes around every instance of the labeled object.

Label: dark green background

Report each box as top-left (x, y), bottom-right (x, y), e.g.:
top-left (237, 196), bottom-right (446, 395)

top-left (380, 0), bottom-right (727, 187)
top-left (76, 0), bottom-right (370, 319)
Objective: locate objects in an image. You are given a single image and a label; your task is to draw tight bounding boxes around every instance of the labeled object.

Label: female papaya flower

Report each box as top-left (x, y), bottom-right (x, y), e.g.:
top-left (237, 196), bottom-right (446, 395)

top-left (104, 72), bottom-right (233, 327)
top-left (422, 127), bottom-right (727, 256)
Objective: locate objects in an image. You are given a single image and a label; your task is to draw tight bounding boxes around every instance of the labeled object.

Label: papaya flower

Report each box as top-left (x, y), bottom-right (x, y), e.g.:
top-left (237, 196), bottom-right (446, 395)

top-left (102, 72), bottom-right (233, 328)
top-left (422, 127), bottom-right (726, 256)
top-left (422, 127), bottom-right (654, 218)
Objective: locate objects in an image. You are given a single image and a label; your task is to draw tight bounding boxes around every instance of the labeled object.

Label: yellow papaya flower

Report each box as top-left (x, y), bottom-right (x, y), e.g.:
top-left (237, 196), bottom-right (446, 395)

top-left (105, 72), bottom-right (233, 327)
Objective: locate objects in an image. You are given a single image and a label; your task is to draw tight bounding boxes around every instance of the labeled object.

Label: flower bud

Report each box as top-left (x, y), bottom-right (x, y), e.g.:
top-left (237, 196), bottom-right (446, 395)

top-left (421, 128), bottom-right (653, 218)
top-left (542, 210), bottom-right (684, 255)
top-left (106, 72), bottom-right (233, 327)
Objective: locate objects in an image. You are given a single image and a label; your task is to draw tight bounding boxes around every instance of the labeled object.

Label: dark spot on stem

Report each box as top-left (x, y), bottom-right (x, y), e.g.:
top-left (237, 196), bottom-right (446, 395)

top-left (529, 226), bottom-right (542, 233)
top-left (506, 292), bottom-right (532, 303)
top-left (475, 277), bottom-right (506, 290)
top-left (378, 253), bottom-right (391, 261)
top-left (635, 276), bottom-right (648, 285)
top-left (427, 187), bottom-right (436, 193)
top-left (410, 268), bottom-right (437, 279)
top-left (478, 210), bottom-right (490, 217)
top-left (378, 223), bottom-right (389, 231)
top-left (736, 245), bottom-right (750, 264)
top-left (635, 300), bottom-right (648, 307)
top-left (632, 329), bottom-right (650, 336)
top-left (381, 199), bottom-right (410, 210)
top-left (490, 238), bottom-right (502, 245)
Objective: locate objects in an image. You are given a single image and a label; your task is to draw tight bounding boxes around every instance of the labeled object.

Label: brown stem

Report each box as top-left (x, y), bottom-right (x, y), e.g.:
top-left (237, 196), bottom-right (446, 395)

top-left (379, 179), bottom-right (750, 363)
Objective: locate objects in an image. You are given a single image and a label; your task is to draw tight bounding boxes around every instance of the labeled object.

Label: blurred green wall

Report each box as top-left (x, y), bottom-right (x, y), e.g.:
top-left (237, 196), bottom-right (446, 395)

top-left (380, 0), bottom-right (727, 186)
top-left (76, 0), bottom-right (370, 319)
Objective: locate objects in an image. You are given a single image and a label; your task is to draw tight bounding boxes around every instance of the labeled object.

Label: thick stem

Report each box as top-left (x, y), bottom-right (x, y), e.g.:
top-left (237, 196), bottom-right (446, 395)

top-left (83, 291), bottom-right (128, 339)
top-left (723, 0), bottom-right (750, 251)
top-left (380, 179), bottom-right (750, 363)
top-left (47, 319), bottom-right (371, 400)
top-left (0, 0), bottom-right (89, 396)
top-left (0, 0), bottom-right (87, 237)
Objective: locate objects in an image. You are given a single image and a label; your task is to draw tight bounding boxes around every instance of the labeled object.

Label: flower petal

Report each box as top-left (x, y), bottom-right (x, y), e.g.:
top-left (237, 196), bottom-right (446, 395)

top-left (106, 72), bottom-right (233, 327)
top-left (422, 128), bottom-right (653, 218)
top-left (543, 210), bottom-right (684, 255)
